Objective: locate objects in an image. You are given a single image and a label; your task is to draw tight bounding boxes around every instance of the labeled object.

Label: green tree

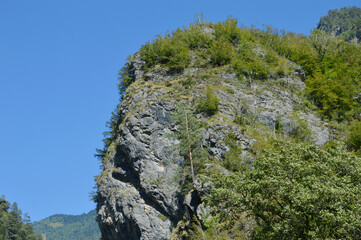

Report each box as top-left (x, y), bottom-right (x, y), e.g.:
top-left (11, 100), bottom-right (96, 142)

top-left (0, 196), bottom-right (41, 240)
top-left (173, 103), bottom-right (207, 184)
top-left (309, 29), bottom-right (334, 61)
top-left (7, 203), bottom-right (22, 240)
top-left (205, 141), bottom-right (361, 239)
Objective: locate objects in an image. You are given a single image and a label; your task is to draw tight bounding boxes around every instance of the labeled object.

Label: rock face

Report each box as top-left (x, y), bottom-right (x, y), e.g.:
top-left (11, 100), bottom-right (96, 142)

top-left (96, 53), bottom-right (330, 240)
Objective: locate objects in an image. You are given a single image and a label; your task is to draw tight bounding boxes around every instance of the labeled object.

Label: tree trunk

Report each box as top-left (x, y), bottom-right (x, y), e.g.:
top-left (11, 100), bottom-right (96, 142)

top-left (184, 110), bottom-right (195, 184)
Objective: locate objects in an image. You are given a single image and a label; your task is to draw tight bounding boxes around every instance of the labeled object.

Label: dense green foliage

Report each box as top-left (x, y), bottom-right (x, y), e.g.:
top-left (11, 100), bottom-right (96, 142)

top-left (0, 196), bottom-right (41, 240)
top-left (136, 17), bottom-right (361, 121)
top-left (32, 210), bottom-right (100, 240)
top-left (197, 87), bottom-right (220, 116)
top-left (256, 28), bottom-right (361, 121)
top-left (346, 120), bottom-right (361, 155)
top-left (317, 6), bottom-right (361, 42)
top-left (204, 141), bottom-right (361, 239)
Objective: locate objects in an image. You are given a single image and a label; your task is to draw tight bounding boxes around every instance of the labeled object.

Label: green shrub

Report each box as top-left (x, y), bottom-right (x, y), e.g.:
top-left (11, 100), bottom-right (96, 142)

top-left (290, 114), bottom-right (312, 141)
top-left (173, 24), bottom-right (212, 50)
top-left (140, 35), bottom-right (190, 72)
top-left (232, 52), bottom-right (269, 80)
top-left (223, 132), bottom-right (247, 172)
top-left (167, 42), bottom-right (191, 72)
top-left (213, 17), bottom-right (241, 45)
top-left (197, 87), bottom-right (220, 115)
top-left (273, 56), bottom-right (292, 76)
top-left (346, 120), bottom-right (361, 155)
top-left (257, 31), bottom-right (318, 76)
top-left (208, 37), bottom-right (234, 66)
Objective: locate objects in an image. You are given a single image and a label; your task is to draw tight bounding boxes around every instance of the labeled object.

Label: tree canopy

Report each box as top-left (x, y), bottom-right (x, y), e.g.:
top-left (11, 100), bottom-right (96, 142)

top-left (204, 141), bottom-right (361, 239)
top-left (0, 196), bottom-right (42, 240)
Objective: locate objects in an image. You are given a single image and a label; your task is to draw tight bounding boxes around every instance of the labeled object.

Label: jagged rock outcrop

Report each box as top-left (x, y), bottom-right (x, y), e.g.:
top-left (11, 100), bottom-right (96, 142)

top-left (96, 51), bottom-right (330, 240)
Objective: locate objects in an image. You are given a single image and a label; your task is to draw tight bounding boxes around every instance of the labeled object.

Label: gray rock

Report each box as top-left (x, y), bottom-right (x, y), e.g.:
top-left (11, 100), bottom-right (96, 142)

top-left (96, 50), bottom-right (331, 240)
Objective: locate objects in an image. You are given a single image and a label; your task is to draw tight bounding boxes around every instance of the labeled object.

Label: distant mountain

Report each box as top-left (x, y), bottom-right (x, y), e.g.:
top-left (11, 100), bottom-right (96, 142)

top-left (32, 210), bottom-right (100, 240)
top-left (317, 6), bottom-right (361, 42)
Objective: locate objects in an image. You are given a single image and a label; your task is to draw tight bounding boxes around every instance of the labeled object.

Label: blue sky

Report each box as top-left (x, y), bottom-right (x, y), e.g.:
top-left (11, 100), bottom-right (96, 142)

top-left (1, 0), bottom-right (360, 222)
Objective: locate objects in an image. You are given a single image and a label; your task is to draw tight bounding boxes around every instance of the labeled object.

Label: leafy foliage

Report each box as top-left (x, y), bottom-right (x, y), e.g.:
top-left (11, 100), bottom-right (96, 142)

top-left (232, 50), bottom-right (269, 80)
top-left (346, 120), bottom-right (361, 155)
top-left (140, 34), bottom-right (191, 72)
top-left (213, 17), bottom-right (242, 45)
top-left (0, 196), bottom-right (42, 240)
top-left (204, 141), bottom-right (361, 239)
top-left (32, 210), bottom-right (100, 240)
top-left (208, 37), bottom-right (234, 66)
top-left (173, 24), bottom-right (212, 50)
top-left (197, 87), bottom-right (220, 116)
top-left (256, 26), bottom-right (361, 121)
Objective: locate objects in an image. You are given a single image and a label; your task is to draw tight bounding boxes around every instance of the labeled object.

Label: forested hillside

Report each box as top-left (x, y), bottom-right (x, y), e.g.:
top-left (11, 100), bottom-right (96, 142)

top-left (31, 210), bottom-right (100, 240)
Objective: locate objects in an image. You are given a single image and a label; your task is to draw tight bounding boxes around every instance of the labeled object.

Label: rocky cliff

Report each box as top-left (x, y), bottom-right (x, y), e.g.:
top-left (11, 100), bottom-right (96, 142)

top-left (95, 21), bottom-right (331, 240)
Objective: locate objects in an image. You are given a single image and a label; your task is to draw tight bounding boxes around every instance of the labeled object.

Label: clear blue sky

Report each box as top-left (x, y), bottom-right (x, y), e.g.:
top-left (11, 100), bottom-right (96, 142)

top-left (1, 0), bottom-right (360, 222)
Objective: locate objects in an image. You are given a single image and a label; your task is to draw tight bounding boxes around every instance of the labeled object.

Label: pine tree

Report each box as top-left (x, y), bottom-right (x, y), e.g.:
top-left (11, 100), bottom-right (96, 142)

top-left (0, 196), bottom-right (41, 240)
top-left (173, 103), bottom-right (207, 185)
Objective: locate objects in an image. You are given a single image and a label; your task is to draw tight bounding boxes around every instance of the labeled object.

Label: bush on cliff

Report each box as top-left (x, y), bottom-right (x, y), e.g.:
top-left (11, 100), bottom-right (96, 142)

top-left (197, 87), bottom-right (220, 116)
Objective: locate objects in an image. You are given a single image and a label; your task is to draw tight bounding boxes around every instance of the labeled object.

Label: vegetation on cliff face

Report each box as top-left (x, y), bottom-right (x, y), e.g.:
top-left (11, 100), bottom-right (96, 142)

top-left (0, 196), bottom-right (42, 240)
top-left (135, 16), bottom-right (361, 122)
top-left (172, 104), bottom-right (207, 185)
top-left (96, 12), bottom-right (361, 240)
